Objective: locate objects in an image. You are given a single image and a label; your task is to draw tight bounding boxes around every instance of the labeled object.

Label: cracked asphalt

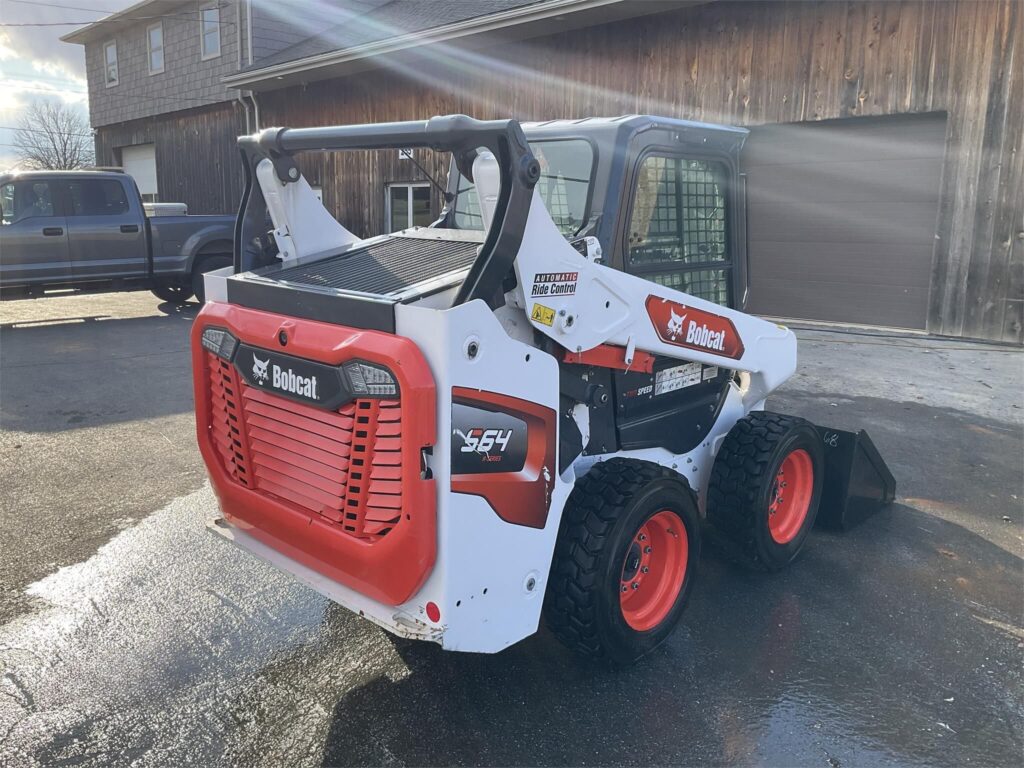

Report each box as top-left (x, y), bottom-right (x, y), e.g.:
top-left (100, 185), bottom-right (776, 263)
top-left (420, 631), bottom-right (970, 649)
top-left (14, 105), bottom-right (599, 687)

top-left (1, 290), bottom-right (1022, 767)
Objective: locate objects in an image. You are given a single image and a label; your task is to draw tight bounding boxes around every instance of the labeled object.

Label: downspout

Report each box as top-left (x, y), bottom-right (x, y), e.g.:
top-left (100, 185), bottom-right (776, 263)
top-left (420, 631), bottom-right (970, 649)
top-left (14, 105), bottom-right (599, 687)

top-left (249, 92), bottom-right (261, 131)
top-left (247, 0), bottom-right (254, 66)
top-left (235, 0), bottom-right (251, 134)
top-left (236, 93), bottom-right (251, 134)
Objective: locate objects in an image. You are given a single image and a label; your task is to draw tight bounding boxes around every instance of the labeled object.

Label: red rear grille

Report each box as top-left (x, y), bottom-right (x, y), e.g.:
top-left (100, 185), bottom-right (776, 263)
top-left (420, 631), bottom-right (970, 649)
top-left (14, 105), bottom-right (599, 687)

top-left (205, 351), bottom-right (403, 540)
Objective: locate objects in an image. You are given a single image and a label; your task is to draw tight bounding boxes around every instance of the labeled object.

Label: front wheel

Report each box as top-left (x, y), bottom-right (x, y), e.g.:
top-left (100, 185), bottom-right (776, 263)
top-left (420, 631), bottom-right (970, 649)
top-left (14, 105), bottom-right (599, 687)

top-left (151, 279), bottom-right (194, 304)
top-left (707, 411), bottom-right (824, 570)
top-left (544, 458), bottom-right (701, 665)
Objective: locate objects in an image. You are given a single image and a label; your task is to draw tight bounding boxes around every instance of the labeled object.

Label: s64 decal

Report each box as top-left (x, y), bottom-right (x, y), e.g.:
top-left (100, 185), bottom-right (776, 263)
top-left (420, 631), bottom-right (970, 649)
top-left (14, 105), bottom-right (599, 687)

top-left (451, 404), bottom-right (527, 475)
top-left (458, 427), bottom-right (514, 457)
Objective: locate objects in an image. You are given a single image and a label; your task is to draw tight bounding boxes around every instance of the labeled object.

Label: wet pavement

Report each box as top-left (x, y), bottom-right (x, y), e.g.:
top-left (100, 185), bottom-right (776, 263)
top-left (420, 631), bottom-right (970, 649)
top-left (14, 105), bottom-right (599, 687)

top-left (1, 291), bottom-right (1022, 767)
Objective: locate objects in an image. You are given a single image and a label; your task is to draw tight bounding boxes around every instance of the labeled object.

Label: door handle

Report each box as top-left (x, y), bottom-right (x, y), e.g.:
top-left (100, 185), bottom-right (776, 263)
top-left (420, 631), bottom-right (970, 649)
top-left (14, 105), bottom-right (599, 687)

top-left (120, 224), bottom-right (139, 233)
top-left (42, 227), bottom-right (64, 236)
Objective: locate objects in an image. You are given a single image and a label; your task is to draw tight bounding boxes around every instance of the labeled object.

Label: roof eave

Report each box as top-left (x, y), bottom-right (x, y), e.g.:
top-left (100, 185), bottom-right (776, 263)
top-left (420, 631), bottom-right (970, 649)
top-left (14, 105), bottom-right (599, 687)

top-left (61, 0), bottom-right (181, 44)
top-left (222, 0), bottom-right (634, 89)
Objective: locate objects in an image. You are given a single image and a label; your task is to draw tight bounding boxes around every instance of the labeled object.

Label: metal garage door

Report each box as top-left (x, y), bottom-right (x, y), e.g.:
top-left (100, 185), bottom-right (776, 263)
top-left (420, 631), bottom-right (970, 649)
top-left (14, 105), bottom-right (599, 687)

top-left (120, 144), bottom-right (158, 202)
top-left (744, 114), bottom-right (946, 329)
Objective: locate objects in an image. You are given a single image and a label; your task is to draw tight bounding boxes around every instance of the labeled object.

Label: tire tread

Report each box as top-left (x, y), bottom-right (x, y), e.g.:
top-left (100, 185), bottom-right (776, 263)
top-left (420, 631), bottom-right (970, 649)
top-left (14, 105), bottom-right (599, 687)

top-left (544, 458), bottom-right (685, 661)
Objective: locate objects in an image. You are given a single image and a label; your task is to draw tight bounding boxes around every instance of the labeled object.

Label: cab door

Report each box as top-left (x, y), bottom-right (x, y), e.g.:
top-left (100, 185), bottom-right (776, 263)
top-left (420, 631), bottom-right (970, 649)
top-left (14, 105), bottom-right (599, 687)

top-left (620, 151), bottom-right (739, 308)
top-left (0, 178), bottom-right (71, 286)
top-left (63, 176), bottom-right (147, 280)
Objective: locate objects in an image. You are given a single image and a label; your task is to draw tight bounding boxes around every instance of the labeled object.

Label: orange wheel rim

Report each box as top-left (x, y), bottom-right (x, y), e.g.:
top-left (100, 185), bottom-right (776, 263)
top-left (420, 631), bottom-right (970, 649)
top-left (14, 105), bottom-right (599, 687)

top-left (620, 509), bottom-right (688, 631)
top-left (768, 448), bottom-right (814, 544)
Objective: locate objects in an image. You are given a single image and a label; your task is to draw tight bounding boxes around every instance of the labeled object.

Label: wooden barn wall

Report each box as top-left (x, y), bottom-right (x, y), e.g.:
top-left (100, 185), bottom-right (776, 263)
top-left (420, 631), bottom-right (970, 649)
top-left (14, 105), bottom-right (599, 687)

top-left (259, 0), bottom-right (1015, 342)
top-left (94, 101), bottom-right (248, 217)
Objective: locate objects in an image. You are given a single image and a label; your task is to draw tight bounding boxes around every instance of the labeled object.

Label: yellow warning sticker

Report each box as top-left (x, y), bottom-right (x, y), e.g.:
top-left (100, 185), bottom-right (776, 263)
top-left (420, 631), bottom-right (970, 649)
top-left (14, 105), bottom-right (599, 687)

top-left (531, 303), bottom-right (555, 326)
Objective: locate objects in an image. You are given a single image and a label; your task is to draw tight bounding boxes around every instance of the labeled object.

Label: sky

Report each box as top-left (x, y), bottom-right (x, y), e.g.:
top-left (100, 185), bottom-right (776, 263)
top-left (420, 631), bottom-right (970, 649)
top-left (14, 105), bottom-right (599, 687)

top-left (0, 0), bottom-right (125, 169)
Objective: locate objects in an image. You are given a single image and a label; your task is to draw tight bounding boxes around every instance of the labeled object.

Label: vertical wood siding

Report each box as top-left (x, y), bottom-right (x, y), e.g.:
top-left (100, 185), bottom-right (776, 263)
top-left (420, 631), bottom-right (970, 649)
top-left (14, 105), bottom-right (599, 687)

top-left (94, 101), bottom-right (248, 217)
top-left (98, 0), bottom-right (1020, 342)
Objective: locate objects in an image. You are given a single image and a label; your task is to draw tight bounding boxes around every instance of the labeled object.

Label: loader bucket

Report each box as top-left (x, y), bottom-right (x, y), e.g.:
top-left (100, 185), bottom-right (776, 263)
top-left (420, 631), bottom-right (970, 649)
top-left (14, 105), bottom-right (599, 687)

top-left (814, 426), bottom-right (896, 531)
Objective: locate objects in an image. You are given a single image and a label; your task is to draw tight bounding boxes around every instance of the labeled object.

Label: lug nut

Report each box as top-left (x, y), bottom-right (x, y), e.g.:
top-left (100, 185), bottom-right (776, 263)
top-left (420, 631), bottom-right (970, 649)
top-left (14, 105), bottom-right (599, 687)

top-left (644, 546), bottom-right (652, 554)
top-left (641, 566), bottom-right (650, 573)
top-left (638, 533), bottom-right (647, 541)
top-left (621, 585), bottom-right (628, 593)
top-left (631, 582), bottom-right (640, 590)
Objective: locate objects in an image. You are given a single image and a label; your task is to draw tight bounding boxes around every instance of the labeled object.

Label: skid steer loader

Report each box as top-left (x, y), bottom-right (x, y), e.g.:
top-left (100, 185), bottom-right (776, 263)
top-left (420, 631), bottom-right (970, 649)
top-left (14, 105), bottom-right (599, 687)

top-left (194, 115), bottom-right (894, 664)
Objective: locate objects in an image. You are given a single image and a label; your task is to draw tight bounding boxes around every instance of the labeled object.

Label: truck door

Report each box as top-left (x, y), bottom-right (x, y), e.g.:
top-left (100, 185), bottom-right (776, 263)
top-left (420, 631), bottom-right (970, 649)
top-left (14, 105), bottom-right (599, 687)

top-left (621, 152), bottom-right (737, 308)
top-left (63, 177), bottom-right (147, 280)
top-left (0, 178), bottom-right (71, 287)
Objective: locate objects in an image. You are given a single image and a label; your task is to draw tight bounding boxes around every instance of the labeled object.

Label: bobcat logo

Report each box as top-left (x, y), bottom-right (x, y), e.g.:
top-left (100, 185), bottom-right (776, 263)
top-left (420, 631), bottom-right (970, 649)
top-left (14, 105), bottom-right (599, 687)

top-left (666, 308), bottom-right (687, 340)
top-left (252, 355), bottom-right (270, 384)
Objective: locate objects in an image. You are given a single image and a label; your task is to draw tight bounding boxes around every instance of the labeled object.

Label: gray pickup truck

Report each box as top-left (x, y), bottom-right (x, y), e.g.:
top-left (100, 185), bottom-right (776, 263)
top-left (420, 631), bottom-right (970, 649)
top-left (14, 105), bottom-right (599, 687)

top-left (0, 170), bottom-right (234, 302)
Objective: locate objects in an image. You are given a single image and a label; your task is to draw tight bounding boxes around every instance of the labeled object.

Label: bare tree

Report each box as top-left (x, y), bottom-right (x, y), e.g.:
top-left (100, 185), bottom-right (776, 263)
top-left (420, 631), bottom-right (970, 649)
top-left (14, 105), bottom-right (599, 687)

top-left (14, 101), bottom-right (95, 170)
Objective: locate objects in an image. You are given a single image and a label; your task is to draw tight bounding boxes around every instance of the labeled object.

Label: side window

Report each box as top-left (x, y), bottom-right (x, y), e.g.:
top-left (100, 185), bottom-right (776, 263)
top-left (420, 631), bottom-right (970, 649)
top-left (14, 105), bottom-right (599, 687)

top-left (1, 183), bottom-right (14, 225)
top-left (386, 183), bottom-right (432, 233)
top-left (201, 6), bottom-right (221, 59)
top-left (66, 179), bottom-right (130, 216)
top-left (2, 181), bottom-right (56, 224)
top-left (626, 155), bottom-right (732, 306)
top-left (104, 41), bottom-right (118, 87)
top-left (147, 23), bottom-right (164, 74)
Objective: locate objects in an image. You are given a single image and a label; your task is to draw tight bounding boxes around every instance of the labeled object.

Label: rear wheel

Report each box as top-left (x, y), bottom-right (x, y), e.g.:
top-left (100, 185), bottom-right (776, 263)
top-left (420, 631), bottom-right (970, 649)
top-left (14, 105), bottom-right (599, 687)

top-left (151, 279), bottom-right (194, 304)
top-left (191, 254), bottom-right (232, 303)
top-left (544, 458), bottom-right (700, 665)
top-left (708, 411), bottom-right (823, 570)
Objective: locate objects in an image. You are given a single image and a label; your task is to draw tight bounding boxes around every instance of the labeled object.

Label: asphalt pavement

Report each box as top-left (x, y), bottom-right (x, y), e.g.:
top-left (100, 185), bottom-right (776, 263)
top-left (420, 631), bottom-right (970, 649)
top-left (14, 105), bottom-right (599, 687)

top-left (1, 290), bottom-right (1021, 767)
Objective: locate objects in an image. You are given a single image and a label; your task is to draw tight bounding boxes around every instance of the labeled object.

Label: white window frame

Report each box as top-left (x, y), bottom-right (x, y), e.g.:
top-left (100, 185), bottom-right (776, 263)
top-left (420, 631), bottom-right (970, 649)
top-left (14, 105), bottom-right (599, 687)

top-left (200, 5), bottom-right (221, 60)
top-left (146, 22), bottom-right (164, 75)
top-left (385, 182), bottom-right (431, 233)
top-left (103, 40), bottom-right (118, 87)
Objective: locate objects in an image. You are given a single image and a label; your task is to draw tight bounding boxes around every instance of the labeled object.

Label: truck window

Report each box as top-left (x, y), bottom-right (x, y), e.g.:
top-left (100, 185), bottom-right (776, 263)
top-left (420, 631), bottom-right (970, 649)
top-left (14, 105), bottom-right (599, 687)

top-left (65, 179), bottom-right (130, 216)
top-left (0, 184), bottom-right (13, 225)
top-left (452, 139), bottom-right (594, 237)
top-left (0, 181), bottom-right (55, 224)
top-left (626, 155), bottom-right (731, 306)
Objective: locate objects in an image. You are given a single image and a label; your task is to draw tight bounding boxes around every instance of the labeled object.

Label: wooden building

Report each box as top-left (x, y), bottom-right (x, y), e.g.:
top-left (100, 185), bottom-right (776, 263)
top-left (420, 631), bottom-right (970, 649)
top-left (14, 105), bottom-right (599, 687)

top-left (67, 0), bottom-right (1022, 343)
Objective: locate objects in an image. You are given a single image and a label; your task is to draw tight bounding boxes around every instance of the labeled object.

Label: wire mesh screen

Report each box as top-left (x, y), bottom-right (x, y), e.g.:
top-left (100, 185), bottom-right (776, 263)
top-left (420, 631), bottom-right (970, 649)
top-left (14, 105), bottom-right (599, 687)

top-left (627, 155), bottom-right (731, 305)
top-left (651, 269), bottom-right (730, 306)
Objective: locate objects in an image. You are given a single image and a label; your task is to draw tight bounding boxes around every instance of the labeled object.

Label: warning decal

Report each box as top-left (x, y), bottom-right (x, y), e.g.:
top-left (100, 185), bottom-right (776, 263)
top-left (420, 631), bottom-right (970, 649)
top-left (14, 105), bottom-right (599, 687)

top-left (531, 303), bottom-right (555, 326)
top-left (655, 363), bottom-right (703, 395)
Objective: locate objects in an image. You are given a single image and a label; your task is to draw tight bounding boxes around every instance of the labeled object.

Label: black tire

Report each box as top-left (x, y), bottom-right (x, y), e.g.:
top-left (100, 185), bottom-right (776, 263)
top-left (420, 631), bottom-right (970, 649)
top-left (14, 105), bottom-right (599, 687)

top-left (151, 279), bottom-right (194, 304)
top-left (544, 458), bottom-right (701, 666)
top-left (707, 411), bottom-right (824, 571)
top-left (191, 254), bottom-right (232, 303)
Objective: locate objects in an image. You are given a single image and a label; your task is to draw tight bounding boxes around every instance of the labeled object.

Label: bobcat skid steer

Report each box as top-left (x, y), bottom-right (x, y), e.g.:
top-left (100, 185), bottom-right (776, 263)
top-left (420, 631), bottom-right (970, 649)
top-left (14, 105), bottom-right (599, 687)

top-left (193, 115), bottom-right (894, 664)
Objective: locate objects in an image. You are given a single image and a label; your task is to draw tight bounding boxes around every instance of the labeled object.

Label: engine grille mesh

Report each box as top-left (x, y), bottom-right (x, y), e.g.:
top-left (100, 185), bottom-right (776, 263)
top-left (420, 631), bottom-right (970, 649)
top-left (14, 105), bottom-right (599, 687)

top-left (205, 351), bottom-right (403, 540)
top-left (269, 235), bottom-right (480, 296)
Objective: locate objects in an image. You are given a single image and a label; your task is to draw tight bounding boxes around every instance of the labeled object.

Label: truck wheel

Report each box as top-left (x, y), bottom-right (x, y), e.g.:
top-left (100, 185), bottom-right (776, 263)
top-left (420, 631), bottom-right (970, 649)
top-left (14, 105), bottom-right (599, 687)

top-left (191, 255), bottom-right (232, 303)
top-left (707, 411), bottom-right (823, 571)
top-left (151, 279), bottom-right (194, 304)
top-left (544, 458), bottom-right (700, 666)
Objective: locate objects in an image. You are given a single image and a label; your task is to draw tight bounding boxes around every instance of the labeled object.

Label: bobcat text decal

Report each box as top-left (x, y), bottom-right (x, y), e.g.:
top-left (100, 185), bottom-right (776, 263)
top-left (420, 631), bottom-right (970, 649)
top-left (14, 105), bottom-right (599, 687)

top-left (645, 295), bottom-right (745, 360)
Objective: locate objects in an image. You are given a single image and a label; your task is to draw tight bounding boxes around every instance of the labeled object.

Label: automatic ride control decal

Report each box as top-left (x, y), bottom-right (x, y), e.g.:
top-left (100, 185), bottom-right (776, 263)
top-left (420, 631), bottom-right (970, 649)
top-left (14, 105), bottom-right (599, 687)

top-left (646, 295), bottom-right (745, 360)
top-left (531, 271), bottom-right (578, 297)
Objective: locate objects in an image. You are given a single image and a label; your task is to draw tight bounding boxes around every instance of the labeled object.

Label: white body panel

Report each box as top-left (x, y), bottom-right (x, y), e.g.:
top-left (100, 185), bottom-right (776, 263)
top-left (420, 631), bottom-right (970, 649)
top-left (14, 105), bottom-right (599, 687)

top-left (206, 138), bottom-right (799, 653)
